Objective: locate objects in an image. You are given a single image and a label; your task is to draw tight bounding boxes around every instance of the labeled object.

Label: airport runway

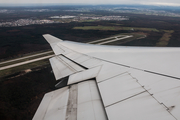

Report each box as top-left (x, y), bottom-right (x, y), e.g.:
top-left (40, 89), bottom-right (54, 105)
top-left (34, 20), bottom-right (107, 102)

top-left (87, 35), bottom-right (127, 44)
top-left (0, 55), bottom-right (55, 70)
top-left (0, 51), bottom-right (53, 65)
top-left (97, 35), bottom-right (133, 45)
top-left (0, 35), bottom-right (132, 71)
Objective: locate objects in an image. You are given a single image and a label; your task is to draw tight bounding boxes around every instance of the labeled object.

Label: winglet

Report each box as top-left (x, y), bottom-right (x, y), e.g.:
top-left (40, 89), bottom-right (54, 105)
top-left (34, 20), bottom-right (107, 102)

top-left (43, 34), bottom-right (63, 44)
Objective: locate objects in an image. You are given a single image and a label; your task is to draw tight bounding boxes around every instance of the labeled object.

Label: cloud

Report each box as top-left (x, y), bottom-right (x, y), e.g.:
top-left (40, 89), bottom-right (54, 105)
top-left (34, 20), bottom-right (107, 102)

top-left (141, 2), bottom-right (180, 6)
top-left (1, 0), bottom-right (180, 6)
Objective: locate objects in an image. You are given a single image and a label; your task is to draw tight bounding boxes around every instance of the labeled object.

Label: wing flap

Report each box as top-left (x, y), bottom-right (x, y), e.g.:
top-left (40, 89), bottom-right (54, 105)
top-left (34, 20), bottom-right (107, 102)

top-left (68, 66), bottom-right (102, 85)
top-left (33, 87), bottom-right (69, 120)
top-left (33, 80), bottom-right (107, 120)
top-left (49, 55), bottom-right (84, 80)
top-left (77, 80), bottom-right (107, 120)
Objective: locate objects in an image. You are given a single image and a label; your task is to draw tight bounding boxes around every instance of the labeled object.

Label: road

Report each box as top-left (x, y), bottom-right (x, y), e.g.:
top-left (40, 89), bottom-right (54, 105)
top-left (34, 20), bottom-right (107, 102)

top-left (0, 34), bottom-right (132, 71)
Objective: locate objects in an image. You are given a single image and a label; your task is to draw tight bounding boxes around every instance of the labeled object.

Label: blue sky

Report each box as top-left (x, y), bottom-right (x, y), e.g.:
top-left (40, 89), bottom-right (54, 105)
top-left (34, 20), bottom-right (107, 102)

top-left (1, 0), bottom-right (180, 6)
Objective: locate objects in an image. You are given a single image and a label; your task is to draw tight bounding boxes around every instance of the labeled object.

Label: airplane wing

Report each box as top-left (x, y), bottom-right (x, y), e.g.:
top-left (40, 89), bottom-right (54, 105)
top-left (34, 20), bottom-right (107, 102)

top-left (33, 34), bottom-right (180, 120)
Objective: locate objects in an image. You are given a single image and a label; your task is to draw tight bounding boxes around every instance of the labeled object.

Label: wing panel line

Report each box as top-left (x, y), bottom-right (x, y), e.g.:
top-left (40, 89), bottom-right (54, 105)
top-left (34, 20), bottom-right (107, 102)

top-left (105, 90), bottom-right (147, 108)
top-left (91, 56), bottom-right (180, 80)
top-left (129, 74), bottom-right (178, 120)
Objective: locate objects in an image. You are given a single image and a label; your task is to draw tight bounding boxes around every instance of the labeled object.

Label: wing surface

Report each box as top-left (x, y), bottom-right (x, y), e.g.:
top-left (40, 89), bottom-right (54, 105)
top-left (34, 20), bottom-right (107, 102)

top-left (33, 34), bottom-right (180, 120)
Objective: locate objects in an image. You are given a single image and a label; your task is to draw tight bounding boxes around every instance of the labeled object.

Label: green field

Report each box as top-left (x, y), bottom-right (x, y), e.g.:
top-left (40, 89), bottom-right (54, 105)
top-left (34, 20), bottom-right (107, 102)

top-left (156, 30), bottom-right (174, 47)
top-left (79, 19), bottom-right (100, 22)
top-left (73, 26), bottom-right (159, 32)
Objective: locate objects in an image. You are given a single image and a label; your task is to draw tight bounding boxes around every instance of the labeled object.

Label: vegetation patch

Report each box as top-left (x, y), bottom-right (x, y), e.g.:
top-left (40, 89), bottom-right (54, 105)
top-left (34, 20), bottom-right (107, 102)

top-left (0, 65), bottom-right (56, 120)
top-left (0, 59), bottom-right (50, 78)
top-left (73, 26), bottom-right (159, 32)
top-left (156, 30), bottom-right (174, 47)
top-left (79, 19), bottom-right (100, 22)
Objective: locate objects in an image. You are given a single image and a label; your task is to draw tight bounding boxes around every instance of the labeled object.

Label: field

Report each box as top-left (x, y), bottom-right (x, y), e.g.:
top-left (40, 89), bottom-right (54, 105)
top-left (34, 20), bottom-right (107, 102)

top-left (0, 59), bottom-right (50, 78)
top-left (73, 26), bottom-right (159, 32)
top-left (156, 30), bottom-right (174, 46)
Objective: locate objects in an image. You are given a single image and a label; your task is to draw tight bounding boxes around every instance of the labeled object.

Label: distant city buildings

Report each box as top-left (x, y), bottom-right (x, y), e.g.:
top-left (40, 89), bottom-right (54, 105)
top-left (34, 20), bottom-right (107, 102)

top-left (0, 9), bottom-right (14, 13)
top-left (50, 16), bottom-right (76, 19)
top-left (0, 19), bottom-right (55, 27)
top-left (1, 6), bottom-right (180, 27)
top-left (0, 15), bottom-right (129, 27)
top-left (65, 7), bottom-right (180, 17)
top-left (112, 8), bottom-right (180, 17)
top-left (50, 15), bottom-right (129, 21)
top-left (24, 9), bottom-right (49, 12)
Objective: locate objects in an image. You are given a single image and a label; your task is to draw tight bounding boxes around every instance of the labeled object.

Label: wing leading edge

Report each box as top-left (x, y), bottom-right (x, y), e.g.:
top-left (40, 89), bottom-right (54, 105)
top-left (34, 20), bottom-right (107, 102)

top-left (33, 34), bottom-right (180, 120)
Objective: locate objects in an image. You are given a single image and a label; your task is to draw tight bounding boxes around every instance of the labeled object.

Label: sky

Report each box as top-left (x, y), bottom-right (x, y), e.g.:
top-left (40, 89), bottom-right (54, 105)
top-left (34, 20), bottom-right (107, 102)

top-left (1, 0), bottom-right (180, 6)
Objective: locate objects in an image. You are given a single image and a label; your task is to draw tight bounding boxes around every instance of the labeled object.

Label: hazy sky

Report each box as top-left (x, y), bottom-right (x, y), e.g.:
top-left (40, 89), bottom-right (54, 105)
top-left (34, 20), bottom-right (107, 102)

top-left (1, 0), bottom-right (180, 6)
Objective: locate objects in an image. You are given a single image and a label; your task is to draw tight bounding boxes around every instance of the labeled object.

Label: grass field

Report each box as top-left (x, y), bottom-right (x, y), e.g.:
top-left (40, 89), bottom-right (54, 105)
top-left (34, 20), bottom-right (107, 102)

top-left (79, 19), bottom-right (100, 22)
top-left (156, 30), bottom-right (174, 46)
top-left (73, 26), bottom-right (159, 32)
top-left (0, 59), bottom-right (50, 78)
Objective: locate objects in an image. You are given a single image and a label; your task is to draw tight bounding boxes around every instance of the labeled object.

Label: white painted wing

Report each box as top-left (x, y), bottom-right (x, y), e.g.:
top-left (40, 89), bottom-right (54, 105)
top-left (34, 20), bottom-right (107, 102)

top-left (33, 34), bottom-right (180, 120)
